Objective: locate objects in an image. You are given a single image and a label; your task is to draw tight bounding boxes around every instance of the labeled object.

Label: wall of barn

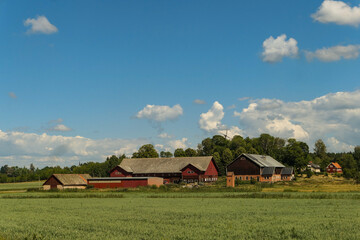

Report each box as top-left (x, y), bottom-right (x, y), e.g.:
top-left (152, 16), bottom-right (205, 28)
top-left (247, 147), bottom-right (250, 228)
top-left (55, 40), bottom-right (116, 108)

top-left (227, 156), bottom-right (260, 175)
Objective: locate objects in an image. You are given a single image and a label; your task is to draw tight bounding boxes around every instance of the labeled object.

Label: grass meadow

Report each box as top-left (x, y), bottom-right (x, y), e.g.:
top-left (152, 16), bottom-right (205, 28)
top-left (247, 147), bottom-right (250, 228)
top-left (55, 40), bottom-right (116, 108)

top-left (0, 191), bottom-right (360, 240)
top-left (1, 176), bottom-right (360, 240)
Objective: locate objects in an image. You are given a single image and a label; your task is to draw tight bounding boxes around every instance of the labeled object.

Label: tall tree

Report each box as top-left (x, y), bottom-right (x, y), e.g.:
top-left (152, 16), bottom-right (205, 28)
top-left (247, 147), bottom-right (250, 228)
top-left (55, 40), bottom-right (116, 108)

top-left (174, 148), bottom-right (186, 157)
top-left (185, 148), bottom-right (197, 157)
top-left (132, 144), bottom-right (159, 158)
top-left (220, 148), bottom-right (233, 176)
top-left (160, 151), bottom-right (173, 158)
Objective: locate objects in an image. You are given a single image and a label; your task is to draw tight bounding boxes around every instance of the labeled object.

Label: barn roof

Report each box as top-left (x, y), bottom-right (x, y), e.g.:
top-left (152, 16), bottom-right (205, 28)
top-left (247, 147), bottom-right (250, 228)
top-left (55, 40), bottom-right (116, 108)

top-left (118, 156), bottom-right (214, 174)
top-left (329, 162), bottom-right (342, 169)
top-left (281, 167), bottom-right (293, 175)
top-left (261, 167), bottom-right (275, 175)
top-left (242, 154), bottom-right (285, 168)
top-left (45, 174), bottom-right (91, 186)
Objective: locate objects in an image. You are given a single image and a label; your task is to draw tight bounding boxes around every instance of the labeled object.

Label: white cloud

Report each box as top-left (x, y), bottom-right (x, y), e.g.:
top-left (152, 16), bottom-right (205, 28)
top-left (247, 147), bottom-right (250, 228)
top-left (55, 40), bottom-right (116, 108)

top-left (0, 130), bottom-right (148, 167)
top-left (305, 44), bottom-right (360, 62)
top-left (158, 133), bottom-right (172, 139)
top-left (262, 34), bottom-right (298, 63)
top-left (8, 92), bottom-right (17, 99)
top-left (234, 90), bottom-right (360, 152)
top-left (136, 104), bottom-right (183, 122)
top-left (199, 101), bottom-right (244, 139)
top-left (193, 99), bottom-right (206, 104)
top-left (238, 97), bottom-right (250, 101)
top-left (168, 138), bottom-right (188, 149)
top-left (199, 101), bottom-right (225, 132)
top-left (51, 124), bottom-right (72, 132)
top-left (312, 0), bottom-right (360, 27)
top-left (24, 15), bottom-right (58, 35)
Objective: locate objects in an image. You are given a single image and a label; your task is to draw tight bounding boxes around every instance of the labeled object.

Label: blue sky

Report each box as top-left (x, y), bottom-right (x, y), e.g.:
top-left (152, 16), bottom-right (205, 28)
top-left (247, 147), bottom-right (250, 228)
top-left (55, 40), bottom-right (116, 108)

top-left (1, 0), bottom-right (360, 167)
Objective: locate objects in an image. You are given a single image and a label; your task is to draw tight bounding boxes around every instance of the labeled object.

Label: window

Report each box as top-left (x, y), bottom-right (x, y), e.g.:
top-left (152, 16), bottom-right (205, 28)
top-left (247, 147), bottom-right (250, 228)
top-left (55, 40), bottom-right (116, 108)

top-left (246, 176), bottom-right (248, 180)
top-left (239, 177), bottom-right (242, 180)
top-left (187, 170), bottom-right (194, 174)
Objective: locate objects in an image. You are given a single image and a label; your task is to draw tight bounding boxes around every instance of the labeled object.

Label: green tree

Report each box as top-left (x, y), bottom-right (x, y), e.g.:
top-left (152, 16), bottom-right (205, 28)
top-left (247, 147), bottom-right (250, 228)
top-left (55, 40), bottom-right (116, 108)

top-left (174, 148), bottom-right (186, 157)
top-left (283, 139), bottom-right (309, 171)
top-left (132, 144), bottom-right (159, 158)
top-left (160, 151), bottom-right (173, 158)
top-left (185, 148), bottom-right (197, 157)
top-left (212, 152), bottom-right (222, 175)
top-left (220, 148), bottom-right (233, 176)
top-left (201, 138), bottom-right (214, 156)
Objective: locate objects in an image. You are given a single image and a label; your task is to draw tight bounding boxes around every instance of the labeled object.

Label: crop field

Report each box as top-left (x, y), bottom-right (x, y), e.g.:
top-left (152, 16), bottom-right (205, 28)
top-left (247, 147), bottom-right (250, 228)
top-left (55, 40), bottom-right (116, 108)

top-left (1, 191), bottom-right (360, 240)
top-left (0, 181), bottom-right (43, 192)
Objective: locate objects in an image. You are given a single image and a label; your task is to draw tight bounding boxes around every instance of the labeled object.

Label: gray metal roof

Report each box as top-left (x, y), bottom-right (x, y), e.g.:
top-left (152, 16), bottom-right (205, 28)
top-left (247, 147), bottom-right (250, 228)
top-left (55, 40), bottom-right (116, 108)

top-left (119, 156), bottom-right (214, 174)
top-left (281, 167), bottom-right (293, 175)
top-left (261, 167), bottom-right (275, 175)
top-left (309, 163), bottom-right (321, 169)
top-left (243, 154), bottom-right (285, 168)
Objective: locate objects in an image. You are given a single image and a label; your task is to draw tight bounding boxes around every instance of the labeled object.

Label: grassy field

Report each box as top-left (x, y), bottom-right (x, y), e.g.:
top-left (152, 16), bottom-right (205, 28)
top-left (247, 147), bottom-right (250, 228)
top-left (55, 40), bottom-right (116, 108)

top-left (0, 181), bottom-right (43, 192)
top-left (0, 191), bottom-right (360, 240)
top-left (1, 176), bottom-right (359, 240)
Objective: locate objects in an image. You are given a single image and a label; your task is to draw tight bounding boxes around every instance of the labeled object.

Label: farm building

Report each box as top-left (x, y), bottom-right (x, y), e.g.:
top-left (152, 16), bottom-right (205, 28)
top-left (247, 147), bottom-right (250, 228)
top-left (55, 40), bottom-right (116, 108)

top-left (43, 174), bottom-right (91, 190)
top-left (87, 177), bottom-right (163, 188)
top-left (307, 161), bottom-right (321, 173)
top-left (326, 162), bottom-right (342, 173)
top-left (110, 156), bottom-right (218, 183)
top-left (226, 153), bottom-right (293, 185)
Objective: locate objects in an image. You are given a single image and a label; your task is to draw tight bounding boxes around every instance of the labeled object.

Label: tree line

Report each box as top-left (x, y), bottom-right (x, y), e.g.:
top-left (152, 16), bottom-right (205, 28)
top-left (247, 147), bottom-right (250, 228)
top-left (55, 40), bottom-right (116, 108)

top-left (1, 134), bottom-right (360, 183)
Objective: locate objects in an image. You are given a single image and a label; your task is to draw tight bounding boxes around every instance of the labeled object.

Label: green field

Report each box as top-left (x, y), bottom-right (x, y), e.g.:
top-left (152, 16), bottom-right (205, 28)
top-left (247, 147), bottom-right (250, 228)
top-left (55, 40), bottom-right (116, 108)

top-left (0, 181), bottom-right (43, 192)
top-left (1, 191), bottom-right (360, 240)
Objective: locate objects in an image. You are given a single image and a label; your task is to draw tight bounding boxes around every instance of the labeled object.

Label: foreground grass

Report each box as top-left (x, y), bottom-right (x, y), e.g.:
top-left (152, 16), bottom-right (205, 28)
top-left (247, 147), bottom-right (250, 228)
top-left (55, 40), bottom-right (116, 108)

top-left (0, 192), bottom-right (360, 240)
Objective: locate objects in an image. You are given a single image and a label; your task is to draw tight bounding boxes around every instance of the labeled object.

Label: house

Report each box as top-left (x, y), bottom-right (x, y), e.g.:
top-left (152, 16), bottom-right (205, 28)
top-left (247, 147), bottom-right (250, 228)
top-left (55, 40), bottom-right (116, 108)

top-left (326, 162), bottom-right (342, 174)
top-left (307, 161), bottom-right (321, 173)
top-left (43, 174), bottom-right (91, 190)
top-left (110, 156), bottom-right (218, 183)
top-left (87, 177), bottom-right (163, 188)
top-left (226, 153), bottom-right (293, 183)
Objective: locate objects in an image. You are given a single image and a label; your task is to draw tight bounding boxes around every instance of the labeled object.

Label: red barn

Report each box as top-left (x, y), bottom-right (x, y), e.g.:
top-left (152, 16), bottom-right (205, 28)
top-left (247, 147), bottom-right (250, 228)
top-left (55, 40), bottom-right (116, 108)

top-left (110, 156), bottom-right (218, 183)
top-left (326, 162), bottom-right (342, 173)
top-left (87, 177), bottom-right (163, 188)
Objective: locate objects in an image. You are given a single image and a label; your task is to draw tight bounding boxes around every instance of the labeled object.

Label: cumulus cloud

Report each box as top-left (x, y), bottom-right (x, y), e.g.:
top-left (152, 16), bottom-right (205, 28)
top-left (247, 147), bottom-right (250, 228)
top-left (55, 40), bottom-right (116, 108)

top-left (50, 124), bottom-right (72, 132)
top-left (199, 101), bottom-right (244, 139)
top-left (24, 15), bottom-right (58, 34)
top-left (262, 34), bottom-right (298, 63)
top-left (168, 138), bottom-right (188, 149)
top-left (158, 133), bottom-right (172, 139)
top-left (193, 99), bottom-right (206, 105)
top-left (305, 44), bottom-right (360, 62)
top-left (45, 119), bottom-right (72, 132)
top-left (136, 104), bottom-right (183, 122)
top-left (312, 0), bottom-right (360, 27)
top-left (199, 101), bottom-right (225, 132)
top-left (0, 130), bottom-right (148, 167)
top-left (8, 92), bottom-right (17, 99)
top-left (233, 90), bottom-right (360, 152)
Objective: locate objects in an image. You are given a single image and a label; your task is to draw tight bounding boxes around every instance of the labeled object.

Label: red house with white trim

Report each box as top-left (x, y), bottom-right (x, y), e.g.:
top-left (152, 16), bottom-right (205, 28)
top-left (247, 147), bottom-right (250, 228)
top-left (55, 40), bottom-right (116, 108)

top-left (110, 156), bottom-right (218, 183)
top-left (326, 162), bottom-right (342, 173)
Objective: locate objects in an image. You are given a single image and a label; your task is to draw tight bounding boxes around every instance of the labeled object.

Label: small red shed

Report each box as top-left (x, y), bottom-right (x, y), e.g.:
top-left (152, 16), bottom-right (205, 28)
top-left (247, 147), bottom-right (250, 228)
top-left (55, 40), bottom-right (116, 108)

top-left (326, 162), bottom-right (342, 173)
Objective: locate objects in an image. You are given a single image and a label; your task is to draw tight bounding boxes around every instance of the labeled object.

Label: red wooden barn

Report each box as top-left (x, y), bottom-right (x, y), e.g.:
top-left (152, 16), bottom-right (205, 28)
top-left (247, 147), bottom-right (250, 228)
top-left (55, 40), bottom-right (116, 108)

top-left (326, 162), bottom-right (342, 173)
top-left (110, 156), bottom-right (218, 183)
top-left (87, 177), bottom-right (163, 188)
